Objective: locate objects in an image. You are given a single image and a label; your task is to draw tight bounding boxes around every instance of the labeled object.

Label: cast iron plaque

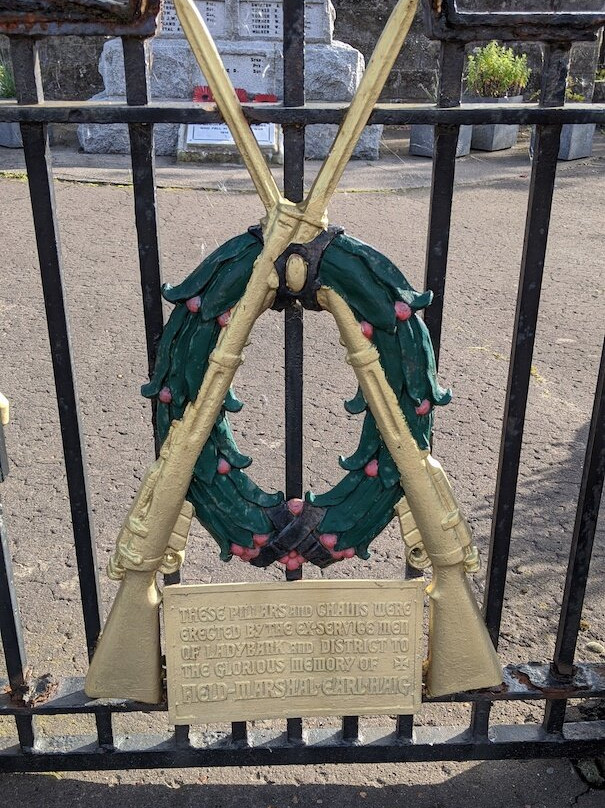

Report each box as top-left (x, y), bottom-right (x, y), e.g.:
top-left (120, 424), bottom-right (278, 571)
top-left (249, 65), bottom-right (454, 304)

top-left (165, 579), bottom-right (424, 724)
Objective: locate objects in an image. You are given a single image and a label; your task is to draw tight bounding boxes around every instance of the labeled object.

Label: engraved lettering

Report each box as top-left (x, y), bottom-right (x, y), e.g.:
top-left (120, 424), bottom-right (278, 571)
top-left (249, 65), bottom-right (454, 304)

top-left (165, 581), bottom-right (423, 724)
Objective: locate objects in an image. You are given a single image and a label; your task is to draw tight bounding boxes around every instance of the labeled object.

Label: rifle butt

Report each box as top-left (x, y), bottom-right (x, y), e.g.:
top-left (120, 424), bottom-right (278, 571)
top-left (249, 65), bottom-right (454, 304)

top-left (425, 563), bottom-right (502, 697)
top-left (85, 570), bottom-right (163, 703)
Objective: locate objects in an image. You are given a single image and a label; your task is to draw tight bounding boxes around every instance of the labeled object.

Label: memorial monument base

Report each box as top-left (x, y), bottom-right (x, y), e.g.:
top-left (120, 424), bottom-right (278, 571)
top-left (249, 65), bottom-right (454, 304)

top-left (78, 34), bottom-right (382, 160)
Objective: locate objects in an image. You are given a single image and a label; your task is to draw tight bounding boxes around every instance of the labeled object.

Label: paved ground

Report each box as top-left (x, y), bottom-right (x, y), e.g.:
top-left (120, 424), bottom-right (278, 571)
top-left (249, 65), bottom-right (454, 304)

top-left (0, 131), bottom-right (603, 805)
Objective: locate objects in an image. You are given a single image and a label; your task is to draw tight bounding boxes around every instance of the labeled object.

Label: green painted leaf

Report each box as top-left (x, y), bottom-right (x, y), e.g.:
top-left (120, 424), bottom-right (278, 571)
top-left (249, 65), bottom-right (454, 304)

top-left (230, 469), bottom-right (284, 507)
top-left (185, 318), bottom-right (219, 401)
top-left (409, 316), bottom-right (452, 406)
top-left (194, 436), bottom-right (218, 485)
top-left (224, 387), bottom-right (244, 412)
top-left (162, 232), bottom-right (260, 303)
top-left (199, 243), bottom-right (263, 321)
top-left (339, 414), bottom-right (380, 470)
top-left (214, 415), bottom-right (252, 469)
top-left (318, 475), bottom-right (381, 533)
top-left (320, 251), bottom-right (396, 332)
top-left (344, 386), bottom-right (367, 414)
top-left (378, 444), bottom-right (401, 489)
top-left (190, 478), bottom-right (253, 557)
top-left (407, 290), bottom-right (433, 311)
top-left (141, 304), bottom-right (187, 398)
top-left (336, 486), bottom-right (400, 551)
top-left (398, 318), bottom-right (452, 409)
top-left (209, 472), bottom-right (274, 534)
top-left (324, 234), bottom-right (433, 312)
top-left (156, 402), bottom-right (171, 440)
top-left (166, 314), bottom-right (200, 409)
top-left (307, 469), bottom-right (365, 507)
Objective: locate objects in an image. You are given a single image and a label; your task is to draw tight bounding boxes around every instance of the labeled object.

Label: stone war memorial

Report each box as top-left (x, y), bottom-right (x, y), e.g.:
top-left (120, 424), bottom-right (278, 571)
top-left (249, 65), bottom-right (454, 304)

top-left (78, 0), bottom-right (383, 159)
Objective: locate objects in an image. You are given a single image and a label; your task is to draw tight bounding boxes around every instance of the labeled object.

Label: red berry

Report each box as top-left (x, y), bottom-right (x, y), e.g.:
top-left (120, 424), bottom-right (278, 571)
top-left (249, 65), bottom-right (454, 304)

top-left (289, 550), bottom-right (298, 558)
top-left (186, 296), bottom-right (201, 313)
top-left (248, 548), bottom-right (260, 560)
top-left (332, 550), bottom-right (346, 560)
top-left (253, 534), bottom-right (269, 547)
top-left (230, 543), bottom-right (244, 557)
top-left (217, 458), bottom-right (231, 475)
top-left (286, 558), bottom-right (300, 571)
top-left (360, 321), bottom-right (373, 339)
top-left (287, 498), bottom-right (304, 516)
top-left (364, 459), bottom-right (379, 477)
top-left (296, 554), bottom-right (306, 565)
top-left (279, 555), bottom-right (289, 565)
top-left (343, 548), bottom-right (356, 559)
top-left (217, 310), bottom-right (231, 328)
top-left (158, 386), bottom-right (172, 404)
top-left (320, 533), bottom-right (338, 550)
top-left (395, 301), bottom-right (412, 321)
top-left (415, 399), bottom-right (432, 416)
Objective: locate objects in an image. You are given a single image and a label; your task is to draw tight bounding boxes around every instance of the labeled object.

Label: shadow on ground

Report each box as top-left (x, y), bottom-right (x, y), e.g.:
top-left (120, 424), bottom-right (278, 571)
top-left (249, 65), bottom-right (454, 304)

top-left (0, 757), bottom-right (601, 808)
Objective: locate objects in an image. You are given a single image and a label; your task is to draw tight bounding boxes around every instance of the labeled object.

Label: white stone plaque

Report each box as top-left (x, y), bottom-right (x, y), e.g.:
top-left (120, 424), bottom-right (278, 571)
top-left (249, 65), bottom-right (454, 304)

top-left (160, 0), bottom-right (227, 38)
top-left (186, 121), bottom-right (278, 148)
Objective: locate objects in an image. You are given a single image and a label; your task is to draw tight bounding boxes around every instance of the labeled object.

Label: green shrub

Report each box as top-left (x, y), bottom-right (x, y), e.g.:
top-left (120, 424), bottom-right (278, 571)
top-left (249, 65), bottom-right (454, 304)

top-left (466, 41), bottom-right (531, 98)
top-left (0, 60), bottom-right (16, 98)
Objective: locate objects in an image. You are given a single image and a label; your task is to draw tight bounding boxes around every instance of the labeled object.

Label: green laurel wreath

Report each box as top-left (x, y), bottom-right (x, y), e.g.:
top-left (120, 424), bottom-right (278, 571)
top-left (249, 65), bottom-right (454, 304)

top-left (142, 229), bottom-right (451, 565)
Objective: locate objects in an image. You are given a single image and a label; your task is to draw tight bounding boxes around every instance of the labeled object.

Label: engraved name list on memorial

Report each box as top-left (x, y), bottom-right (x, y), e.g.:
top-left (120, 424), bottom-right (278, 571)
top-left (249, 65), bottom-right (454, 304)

top-left (165, 580), bottom-right (424, 723)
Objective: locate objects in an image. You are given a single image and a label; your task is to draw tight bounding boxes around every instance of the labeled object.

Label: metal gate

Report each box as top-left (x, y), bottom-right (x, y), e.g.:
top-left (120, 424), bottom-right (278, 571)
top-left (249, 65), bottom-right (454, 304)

top-left (0, 0), bottom-right (604, 771)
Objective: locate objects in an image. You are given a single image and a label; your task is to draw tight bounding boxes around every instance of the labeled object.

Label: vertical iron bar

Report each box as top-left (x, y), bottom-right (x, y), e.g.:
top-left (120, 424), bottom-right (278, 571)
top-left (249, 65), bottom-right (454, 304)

top-left (174, 724), bottom-right (191, 748)
top-left (9, 36), bottom-right (113, 750)
top-left (543, 338), bottom-right (605, 733)
top-left (342, 716), bottom-right (360, 743)
top-left (283, 0), bottom-right (306, 745)
top-left (0, 435), bottom-right (35, 751)
top-left (122, 36), bottom-right (165, 455)
top-left (396, 715), bottom-right (414, 742)
top-left (231, 721), bottom-right (248, 745)
top-left (406, 38), bottom-right (464, 738)
top-left (422, 41), bottom-right (465, 368)
top-left (121, 34), bottom-right (189, 746)
top-left (471, 43), bottom-right (570, 739)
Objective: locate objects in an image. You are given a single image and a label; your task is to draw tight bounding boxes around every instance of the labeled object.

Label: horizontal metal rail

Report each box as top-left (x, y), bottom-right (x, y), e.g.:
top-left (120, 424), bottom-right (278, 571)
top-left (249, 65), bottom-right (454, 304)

top-left (1, 723), bottom-right (604, 772)
top-left (1, 663), bottom-right (604, 717)
top-left (0, 101), bottom-right (604, 126)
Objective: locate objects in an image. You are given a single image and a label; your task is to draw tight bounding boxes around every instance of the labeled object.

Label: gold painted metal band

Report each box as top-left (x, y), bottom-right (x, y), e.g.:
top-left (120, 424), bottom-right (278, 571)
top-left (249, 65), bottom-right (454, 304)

top-left (0, 393), bottom-right (9, 426)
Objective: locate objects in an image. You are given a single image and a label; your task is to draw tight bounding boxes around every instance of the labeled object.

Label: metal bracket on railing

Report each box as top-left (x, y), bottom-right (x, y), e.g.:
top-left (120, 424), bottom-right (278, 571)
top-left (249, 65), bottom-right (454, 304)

top-left (0, 0), bottom-right (161, 37)
top-left (420, 0), bottom-right (605, 42)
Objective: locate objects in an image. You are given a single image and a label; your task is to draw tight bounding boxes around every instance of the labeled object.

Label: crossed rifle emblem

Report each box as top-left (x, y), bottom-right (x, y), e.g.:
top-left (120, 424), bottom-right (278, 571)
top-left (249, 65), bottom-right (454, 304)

top-left (85, 0), bottom-right (502, 704)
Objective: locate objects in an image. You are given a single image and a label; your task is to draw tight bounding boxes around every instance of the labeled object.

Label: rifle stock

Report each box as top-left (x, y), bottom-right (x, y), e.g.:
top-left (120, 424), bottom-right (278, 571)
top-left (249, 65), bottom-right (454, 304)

top-left (317, 287), bottom-right (502, 697)
top-left (426, 564), bottom-right (500, 695)
top-left (85, 570), bottom-right (163, 702)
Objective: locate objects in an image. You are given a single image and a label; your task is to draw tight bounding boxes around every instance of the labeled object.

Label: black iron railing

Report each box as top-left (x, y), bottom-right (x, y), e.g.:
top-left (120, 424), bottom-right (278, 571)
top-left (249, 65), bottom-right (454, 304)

top-left (0, 0), bottom-right (603, 771)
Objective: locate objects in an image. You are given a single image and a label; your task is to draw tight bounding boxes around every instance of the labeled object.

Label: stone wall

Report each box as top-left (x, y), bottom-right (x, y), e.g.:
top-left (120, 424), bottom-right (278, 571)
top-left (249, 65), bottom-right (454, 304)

top-left (0, 36), bottom-right (107, 100)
